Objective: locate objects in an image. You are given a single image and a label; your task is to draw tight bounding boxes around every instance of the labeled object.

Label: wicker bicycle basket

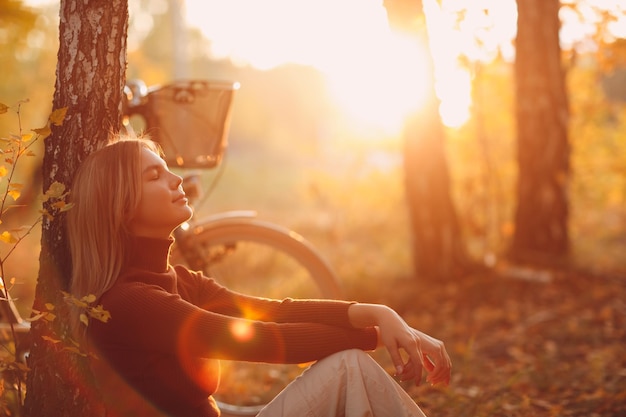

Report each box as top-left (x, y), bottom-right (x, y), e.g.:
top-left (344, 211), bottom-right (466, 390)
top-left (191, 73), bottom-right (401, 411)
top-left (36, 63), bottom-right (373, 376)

top-left (143, 80), bottom-right (238, 169)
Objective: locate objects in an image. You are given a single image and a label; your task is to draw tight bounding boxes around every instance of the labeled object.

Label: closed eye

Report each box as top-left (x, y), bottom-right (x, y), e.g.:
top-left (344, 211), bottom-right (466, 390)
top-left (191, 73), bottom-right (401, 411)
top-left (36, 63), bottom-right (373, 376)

top-left (144, 167), bottom-right (161, 181)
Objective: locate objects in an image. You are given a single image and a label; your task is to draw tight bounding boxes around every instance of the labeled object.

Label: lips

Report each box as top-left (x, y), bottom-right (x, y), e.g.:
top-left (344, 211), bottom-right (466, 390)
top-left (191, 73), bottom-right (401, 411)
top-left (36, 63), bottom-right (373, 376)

top-left (173, 193), bottom-right (187, 203)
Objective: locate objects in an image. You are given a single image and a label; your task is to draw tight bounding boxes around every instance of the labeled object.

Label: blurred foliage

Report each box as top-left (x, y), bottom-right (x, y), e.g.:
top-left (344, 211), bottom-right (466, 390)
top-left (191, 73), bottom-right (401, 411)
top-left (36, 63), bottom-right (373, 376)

top-left (0, 0), bottom-right (57, 128)
top-left (3, 0), bottom-right (617, 272)
top-left (0, 1), bottom-right (625, 415)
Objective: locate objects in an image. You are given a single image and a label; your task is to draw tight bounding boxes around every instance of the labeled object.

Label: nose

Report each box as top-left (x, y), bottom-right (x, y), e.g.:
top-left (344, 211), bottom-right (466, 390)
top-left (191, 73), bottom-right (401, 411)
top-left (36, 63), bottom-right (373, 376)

top-left (170, 171), bottom-right (183, 188)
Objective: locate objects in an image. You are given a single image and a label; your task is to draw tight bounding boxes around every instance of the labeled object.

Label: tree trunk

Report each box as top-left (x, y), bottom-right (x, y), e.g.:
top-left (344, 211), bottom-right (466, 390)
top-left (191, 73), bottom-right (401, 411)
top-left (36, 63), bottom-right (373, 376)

top-left (23, 0), bottom-right (128, 415)
top-left (512, 0), bottom-right (569, 261)
top-left (384, 0), bottom-right (469, 280)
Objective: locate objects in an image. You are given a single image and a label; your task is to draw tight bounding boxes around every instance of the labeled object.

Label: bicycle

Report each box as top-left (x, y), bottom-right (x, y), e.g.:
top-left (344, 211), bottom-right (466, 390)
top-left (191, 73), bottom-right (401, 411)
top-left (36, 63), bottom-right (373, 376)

top-left (123, 79), bottom-right (343, 416)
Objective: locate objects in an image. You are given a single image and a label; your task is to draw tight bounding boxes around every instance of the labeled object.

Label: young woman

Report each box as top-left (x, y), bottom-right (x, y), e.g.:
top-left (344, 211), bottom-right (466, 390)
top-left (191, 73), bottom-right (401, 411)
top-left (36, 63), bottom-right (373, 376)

top-left (68, 135), bottom-right (451, 417)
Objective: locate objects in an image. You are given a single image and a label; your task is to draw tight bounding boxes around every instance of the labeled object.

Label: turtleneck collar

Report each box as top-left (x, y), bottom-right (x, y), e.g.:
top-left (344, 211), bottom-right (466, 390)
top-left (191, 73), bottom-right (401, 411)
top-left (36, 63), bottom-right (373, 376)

top-left (124, 235), bottom-right (174, 273)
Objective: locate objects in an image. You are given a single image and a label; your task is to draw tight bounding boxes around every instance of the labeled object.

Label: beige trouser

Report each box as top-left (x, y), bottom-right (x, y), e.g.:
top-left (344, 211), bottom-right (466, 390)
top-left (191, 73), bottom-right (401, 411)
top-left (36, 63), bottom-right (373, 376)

top-left (256, 349), bottom-right (428, 417)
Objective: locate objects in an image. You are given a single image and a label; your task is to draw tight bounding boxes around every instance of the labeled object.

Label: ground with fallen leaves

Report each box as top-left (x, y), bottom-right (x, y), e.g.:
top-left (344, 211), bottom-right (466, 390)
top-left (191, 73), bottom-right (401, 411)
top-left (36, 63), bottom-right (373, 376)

top-left (368, 265), bottom-right (626, 417)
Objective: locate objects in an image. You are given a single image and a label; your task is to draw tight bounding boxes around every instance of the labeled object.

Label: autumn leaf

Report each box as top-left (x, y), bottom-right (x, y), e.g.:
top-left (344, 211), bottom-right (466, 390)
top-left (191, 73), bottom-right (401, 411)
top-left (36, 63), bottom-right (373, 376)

top-left (41, 335), bottom-right (61, 344)
top-left (27, 311), bottom-right (47, 322)
top-left (89, 304), bottom-right (112, 323)
top-left (81, 294), bottom-right (96, 303)
top-left (0, 166), bottom-right (7, 178)
top-left (8, 183), bottom-right (22, 201)
top-left (49, 107), bottom-right (67, 126)
top-left (0, 231), bottom-right (17, 244)
top-left (7, 190), bottom-right (19, 201)
top-left (43, 181), bottom-right (67, 201)
top-left (51, 200), bottom-right (73, 212)
top-left (32, 124), bottom-right (51, 140)
top-left (0, 103), bottom-right (8, 114)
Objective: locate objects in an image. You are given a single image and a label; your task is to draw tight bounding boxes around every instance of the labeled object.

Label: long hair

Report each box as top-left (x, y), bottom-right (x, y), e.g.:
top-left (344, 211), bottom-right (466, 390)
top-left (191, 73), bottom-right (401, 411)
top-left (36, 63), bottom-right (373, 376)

top-left (67, 135), bottom-right (162, 334)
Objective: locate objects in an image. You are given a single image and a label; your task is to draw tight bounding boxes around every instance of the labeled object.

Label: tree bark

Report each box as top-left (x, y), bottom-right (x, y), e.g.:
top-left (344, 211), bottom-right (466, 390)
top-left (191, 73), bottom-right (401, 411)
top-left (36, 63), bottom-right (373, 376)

top-left (512, 0), bottom-right (569, 260)
top-left (23, 0), bottom-right (128, 415)
top-left (384, 0), bottom-right (469, 280)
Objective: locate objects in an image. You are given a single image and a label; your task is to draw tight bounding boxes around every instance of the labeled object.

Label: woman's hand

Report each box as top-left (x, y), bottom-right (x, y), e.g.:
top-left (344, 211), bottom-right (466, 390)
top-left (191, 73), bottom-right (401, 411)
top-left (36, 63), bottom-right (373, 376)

top-left (348, 303), bottom-right (451, 386)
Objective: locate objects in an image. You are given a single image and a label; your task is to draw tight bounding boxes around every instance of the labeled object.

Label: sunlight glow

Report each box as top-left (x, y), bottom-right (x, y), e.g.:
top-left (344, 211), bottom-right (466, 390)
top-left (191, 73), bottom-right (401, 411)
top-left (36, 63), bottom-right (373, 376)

top-left (230, 320), bottom-right (255, 342)
top-left (437, 68), bottom-right (472, 128)
top-left (323, 33), bottom-right (431, 136)
top-left (25, 0), bottom-right (624, 132)
top-left (185, 0), bottom-right (450, 132)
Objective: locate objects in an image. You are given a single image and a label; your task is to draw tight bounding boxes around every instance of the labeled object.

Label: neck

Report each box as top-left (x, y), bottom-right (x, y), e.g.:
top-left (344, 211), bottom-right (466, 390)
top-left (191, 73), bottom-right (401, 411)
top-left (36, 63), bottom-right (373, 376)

top-left (125, 235), bottom-right (174, 273)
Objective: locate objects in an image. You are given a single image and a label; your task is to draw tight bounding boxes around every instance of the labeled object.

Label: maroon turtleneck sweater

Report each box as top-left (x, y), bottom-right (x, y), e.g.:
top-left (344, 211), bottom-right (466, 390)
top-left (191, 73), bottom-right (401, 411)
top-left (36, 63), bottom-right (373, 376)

top-left (88, 236), bottom-right (377, 417)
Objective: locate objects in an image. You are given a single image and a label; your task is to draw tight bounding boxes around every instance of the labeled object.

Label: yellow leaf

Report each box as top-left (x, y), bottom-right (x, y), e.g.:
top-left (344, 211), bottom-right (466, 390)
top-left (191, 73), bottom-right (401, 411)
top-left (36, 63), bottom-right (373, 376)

top-left (49, 107), bottom-right (67, 126)
top-left (44, 181), bottom-right (66, 199)
top-left (21, 133), bottom-right (33, 142)
top-left (81, 294), bottom-right (96, 303)
top-left (52, 201), bottom-right (67, 210)
top-left (45, 303), bottom-right (55, 311)
top-left (0, 231), bottom-right (17, 244)
top-left (79, 313), bottom-right (89, 327)
top-left (0, 166), bottom-right (7, 178)
top-left (41, 335), bottom-right (61, 344)
top-left (32, 124), bottom-right (51, 139)
top-left (26, 311), bottom-right (47, 322)
top-left (59, 202), bottom-right (74, 212)
top-left (7, 189), bottom-right (20, 201)
top-left (0, 103), bottom-right (8, 114)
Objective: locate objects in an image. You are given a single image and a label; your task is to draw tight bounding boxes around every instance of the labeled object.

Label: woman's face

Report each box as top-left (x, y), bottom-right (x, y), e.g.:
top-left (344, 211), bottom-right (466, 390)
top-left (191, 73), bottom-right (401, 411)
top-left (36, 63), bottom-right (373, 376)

top-left (127, 147), bottom-right (193, 238)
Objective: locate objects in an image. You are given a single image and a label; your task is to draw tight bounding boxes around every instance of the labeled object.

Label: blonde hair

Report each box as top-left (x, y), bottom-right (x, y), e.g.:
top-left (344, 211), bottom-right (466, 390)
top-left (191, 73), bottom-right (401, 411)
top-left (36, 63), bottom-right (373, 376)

top-left (67, 135), bottom-right (162, 332)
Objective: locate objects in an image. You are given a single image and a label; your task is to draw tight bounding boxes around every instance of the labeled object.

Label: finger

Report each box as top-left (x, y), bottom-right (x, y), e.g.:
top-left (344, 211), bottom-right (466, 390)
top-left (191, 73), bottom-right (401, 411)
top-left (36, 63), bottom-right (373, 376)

top-left (398, 358), bottom-right (417, 382)
top-left (426, 348), bottom-right (451, 386)
top-left (386, 344), bottom-right (406, 377)
top-left (403, 343), bottom-right (424, 385)
top-left (423, 355), bottom-right (435, 372)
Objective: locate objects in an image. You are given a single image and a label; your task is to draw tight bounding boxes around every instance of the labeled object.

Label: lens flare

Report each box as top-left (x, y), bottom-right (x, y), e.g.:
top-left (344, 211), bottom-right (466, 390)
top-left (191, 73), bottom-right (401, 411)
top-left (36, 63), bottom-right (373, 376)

top-left (230, 319), bottom-right (255, 342)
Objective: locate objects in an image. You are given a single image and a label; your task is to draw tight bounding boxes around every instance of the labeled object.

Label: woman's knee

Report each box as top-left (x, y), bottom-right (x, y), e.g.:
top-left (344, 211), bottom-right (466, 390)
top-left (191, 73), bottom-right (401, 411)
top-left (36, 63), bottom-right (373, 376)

top-left (319, 349), bottom-right (384, 375)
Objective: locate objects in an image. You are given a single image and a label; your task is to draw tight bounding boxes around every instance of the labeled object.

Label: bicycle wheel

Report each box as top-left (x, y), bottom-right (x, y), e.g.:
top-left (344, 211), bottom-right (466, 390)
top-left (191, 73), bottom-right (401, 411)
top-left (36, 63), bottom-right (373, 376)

top-left (172, 218), bottom-right (343, 416)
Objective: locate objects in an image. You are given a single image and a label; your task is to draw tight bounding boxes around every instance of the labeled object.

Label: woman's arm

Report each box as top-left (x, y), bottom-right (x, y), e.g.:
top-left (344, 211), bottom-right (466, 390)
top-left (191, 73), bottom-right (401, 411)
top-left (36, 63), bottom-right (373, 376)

top-left (348, 303), bottom-right (451, 386)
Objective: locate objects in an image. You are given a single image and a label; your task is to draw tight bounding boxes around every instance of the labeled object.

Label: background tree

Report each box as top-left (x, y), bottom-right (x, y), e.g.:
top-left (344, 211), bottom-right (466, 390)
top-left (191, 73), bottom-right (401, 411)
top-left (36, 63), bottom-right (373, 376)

top-left (383, 0), bottom-right (469, 280)
top-left (23, 0), bottom-right (128, 415)
top-left (511, 0), bottom-right (569, 260)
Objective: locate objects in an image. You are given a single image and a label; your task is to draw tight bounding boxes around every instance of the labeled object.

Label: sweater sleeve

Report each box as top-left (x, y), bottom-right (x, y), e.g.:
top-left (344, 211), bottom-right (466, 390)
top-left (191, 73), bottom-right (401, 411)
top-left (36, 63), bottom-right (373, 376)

top-left (91, 271), bottom-right (377, 365)
top-left (180, 267), bottom-right (359, 328)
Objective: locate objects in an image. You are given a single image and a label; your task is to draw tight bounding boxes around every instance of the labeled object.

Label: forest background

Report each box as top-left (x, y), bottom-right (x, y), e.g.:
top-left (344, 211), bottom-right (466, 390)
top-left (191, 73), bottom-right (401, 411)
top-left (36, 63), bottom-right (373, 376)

top-left (1, 0), bottom-right (626, 416)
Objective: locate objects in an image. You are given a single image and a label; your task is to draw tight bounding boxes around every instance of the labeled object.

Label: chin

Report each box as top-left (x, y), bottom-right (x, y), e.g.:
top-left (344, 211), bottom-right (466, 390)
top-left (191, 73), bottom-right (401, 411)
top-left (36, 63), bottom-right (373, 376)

top-left (180, 208), bottom-right (194, 223)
